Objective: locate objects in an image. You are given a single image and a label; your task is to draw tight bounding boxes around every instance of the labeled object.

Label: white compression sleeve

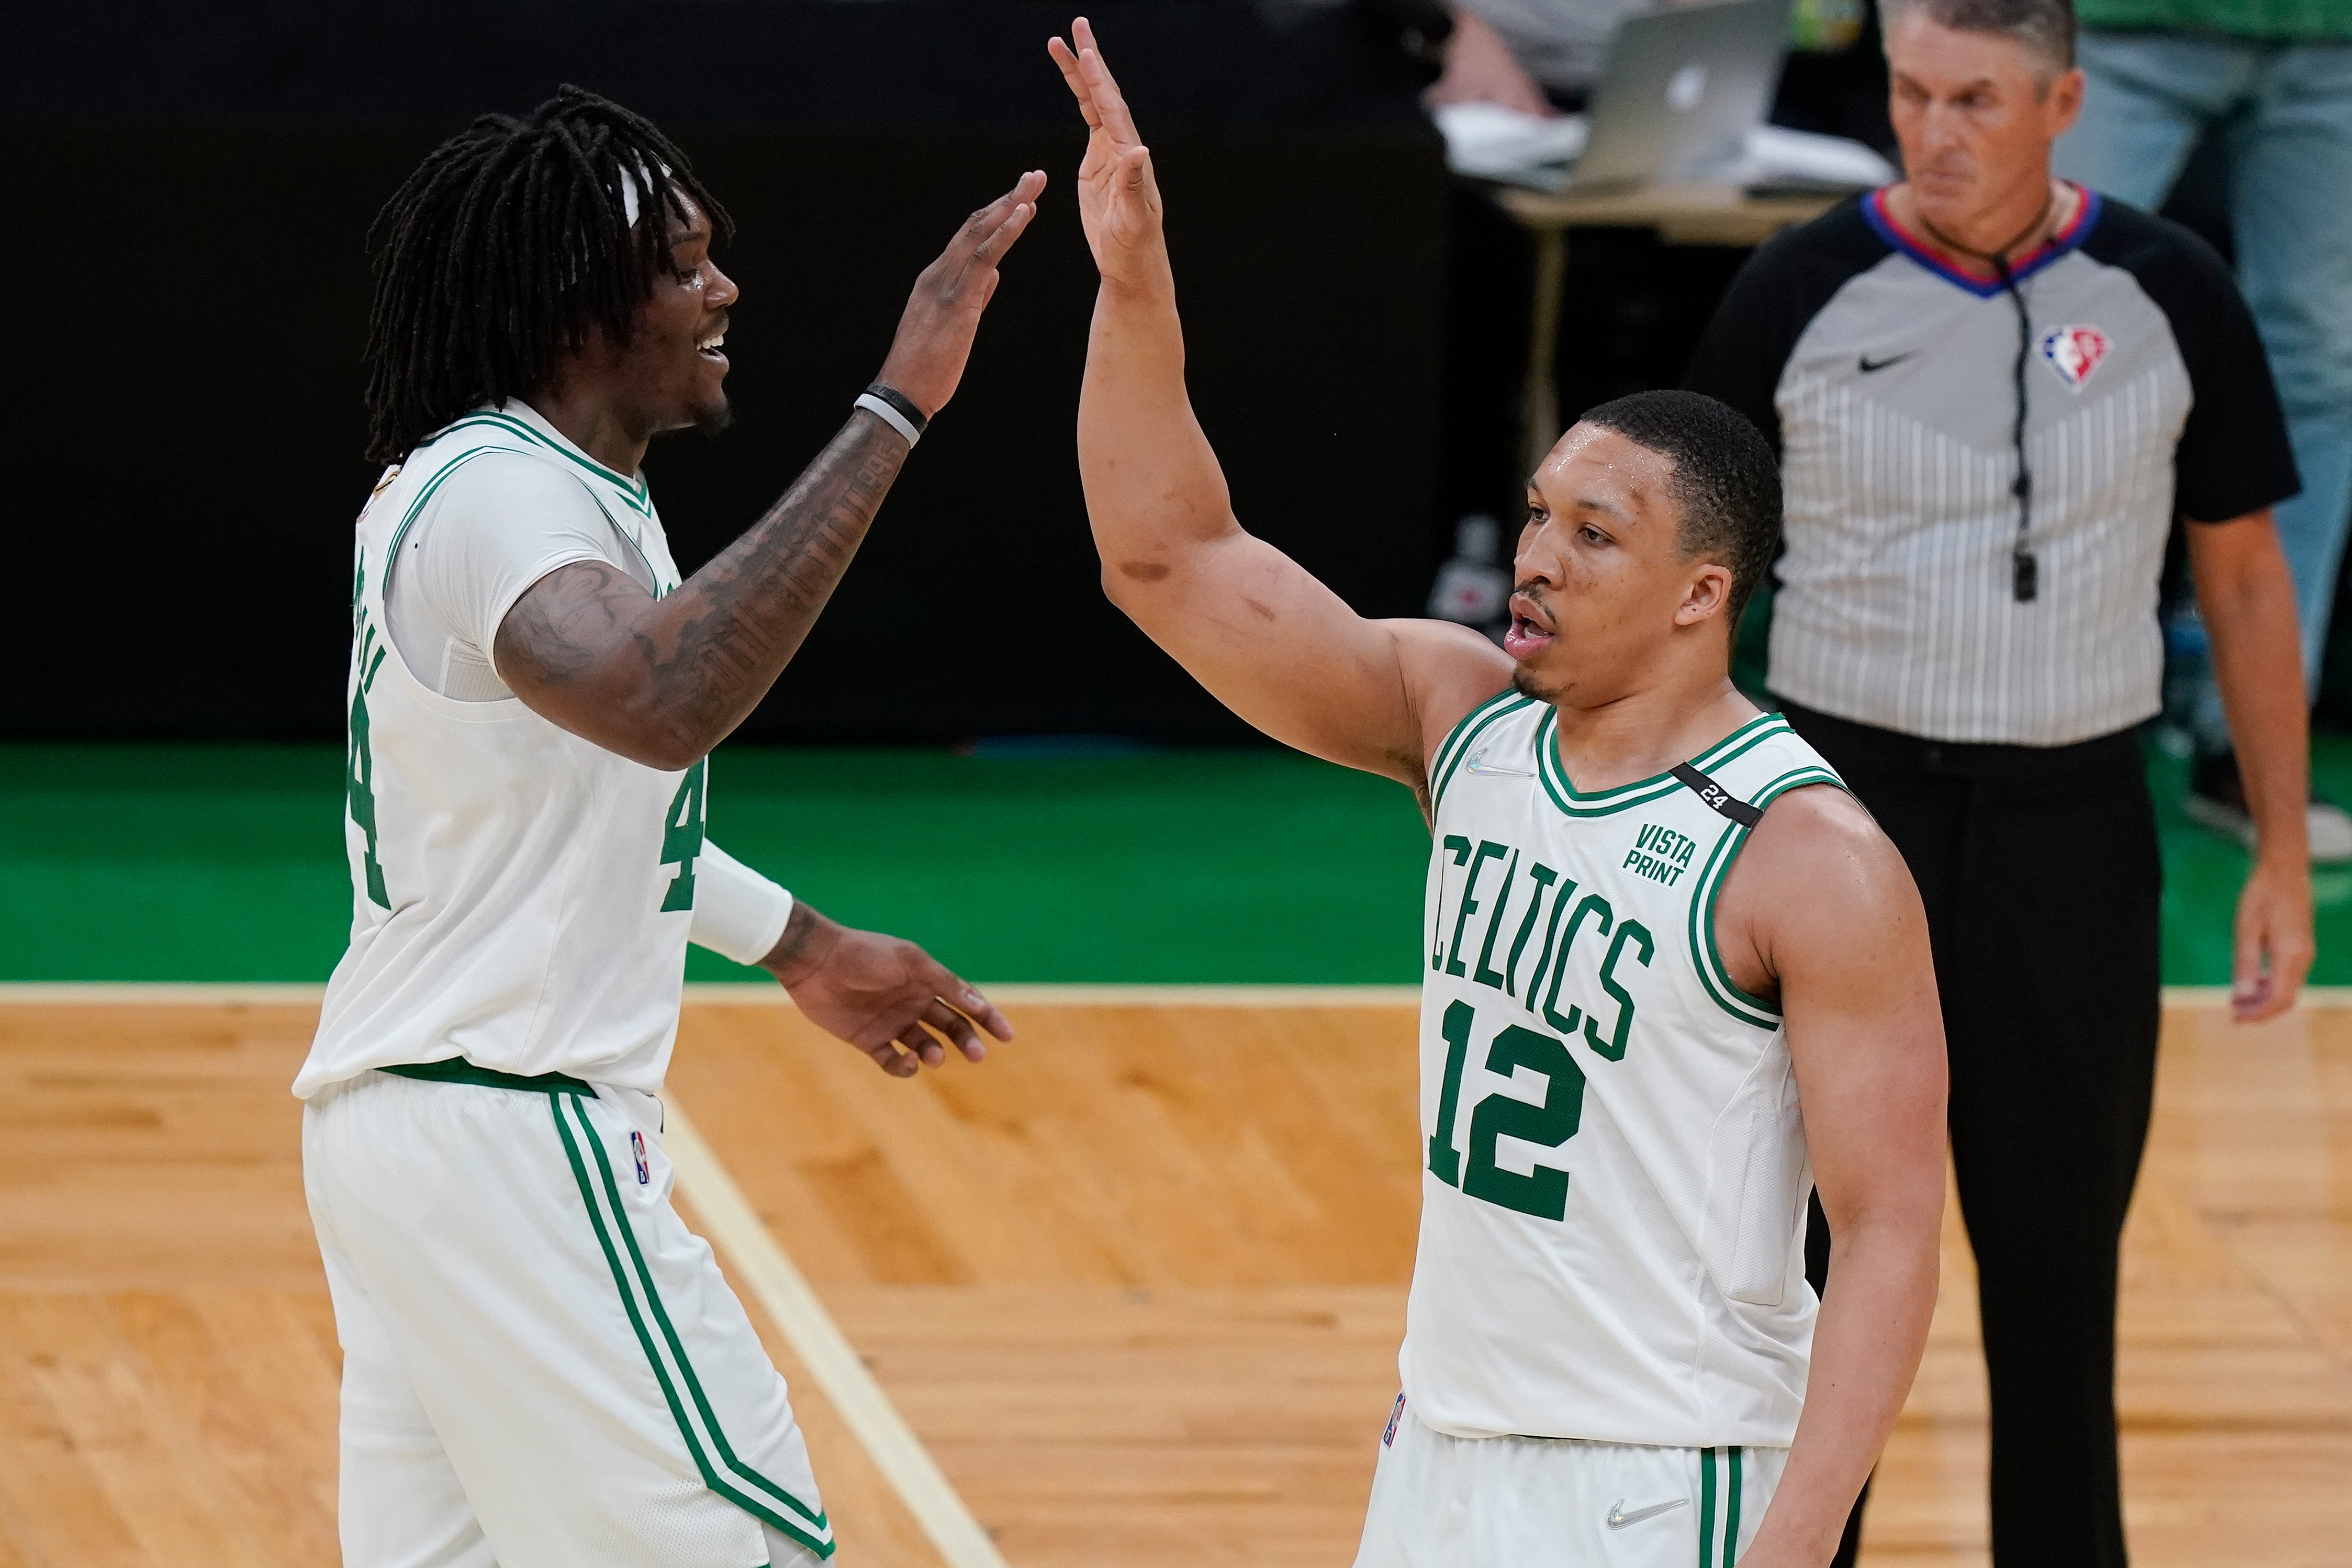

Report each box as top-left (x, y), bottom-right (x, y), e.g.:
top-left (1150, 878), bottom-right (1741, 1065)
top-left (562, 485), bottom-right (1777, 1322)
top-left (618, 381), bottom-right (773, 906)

top-left (688, 842), bottom-right (796, 967)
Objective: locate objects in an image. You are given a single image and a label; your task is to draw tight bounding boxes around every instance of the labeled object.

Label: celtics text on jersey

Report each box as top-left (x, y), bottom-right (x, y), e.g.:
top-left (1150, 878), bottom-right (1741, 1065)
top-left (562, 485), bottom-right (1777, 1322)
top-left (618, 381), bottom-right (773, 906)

top-left (1402, 695), bottom-right (1846, 1450)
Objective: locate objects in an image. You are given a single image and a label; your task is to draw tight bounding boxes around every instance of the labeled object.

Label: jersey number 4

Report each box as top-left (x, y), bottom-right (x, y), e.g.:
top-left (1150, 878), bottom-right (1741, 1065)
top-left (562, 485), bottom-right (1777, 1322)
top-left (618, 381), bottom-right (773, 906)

top-left (1427, 1000), bottom-right (1587, 1222)
top-left (346, 630), bottom-right (391, 910)
top-left (659, 759), bottom-right (708, 912)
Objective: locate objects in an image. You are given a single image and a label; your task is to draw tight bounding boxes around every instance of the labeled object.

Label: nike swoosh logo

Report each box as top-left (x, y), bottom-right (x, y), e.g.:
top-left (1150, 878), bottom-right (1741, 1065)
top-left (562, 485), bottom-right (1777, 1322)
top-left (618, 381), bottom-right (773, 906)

top-left (1606, 1497), bottom-right (1690, 1530)
top-left (1857, 352), bottom-right (1914, 373)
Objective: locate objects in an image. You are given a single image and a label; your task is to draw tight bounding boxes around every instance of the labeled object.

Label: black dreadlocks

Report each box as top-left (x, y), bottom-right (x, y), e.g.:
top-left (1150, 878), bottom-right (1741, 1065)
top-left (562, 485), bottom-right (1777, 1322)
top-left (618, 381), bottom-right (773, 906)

top-left (361, 85), bottom-right (734, 464)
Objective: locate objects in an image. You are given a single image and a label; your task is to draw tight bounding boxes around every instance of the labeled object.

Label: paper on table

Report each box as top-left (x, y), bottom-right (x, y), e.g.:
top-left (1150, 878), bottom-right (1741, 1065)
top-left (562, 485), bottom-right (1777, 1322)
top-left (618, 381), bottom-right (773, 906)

top-left (1728, 125), bottom-right (1896, 192)
top-left (1435, 100), bottom-right (1892, 196)
top-left (1433, 102), bottom-right (1588, 189)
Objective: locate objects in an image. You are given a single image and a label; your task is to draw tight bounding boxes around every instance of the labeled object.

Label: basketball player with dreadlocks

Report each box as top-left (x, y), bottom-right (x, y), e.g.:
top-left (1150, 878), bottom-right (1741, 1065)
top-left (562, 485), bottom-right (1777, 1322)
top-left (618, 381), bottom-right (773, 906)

top-left (295, 87), bottom-right (1038, 1567)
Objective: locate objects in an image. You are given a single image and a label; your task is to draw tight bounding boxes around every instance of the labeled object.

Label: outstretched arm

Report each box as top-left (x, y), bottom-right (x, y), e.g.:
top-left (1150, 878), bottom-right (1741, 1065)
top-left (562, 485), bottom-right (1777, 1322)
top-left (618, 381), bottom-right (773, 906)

top-left (495, 173), bottom-right (1047, 771)
top-left (1716, 788), bottom-right (1947, 1568)
top-left (1051, 20), bottom-right (1508, 801)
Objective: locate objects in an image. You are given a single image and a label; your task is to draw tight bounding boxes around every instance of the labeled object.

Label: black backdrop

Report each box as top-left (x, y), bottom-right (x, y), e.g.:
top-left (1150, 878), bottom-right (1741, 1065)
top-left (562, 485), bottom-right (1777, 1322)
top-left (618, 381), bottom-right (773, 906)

top-left (3, 0), bottom-right (1448, 742)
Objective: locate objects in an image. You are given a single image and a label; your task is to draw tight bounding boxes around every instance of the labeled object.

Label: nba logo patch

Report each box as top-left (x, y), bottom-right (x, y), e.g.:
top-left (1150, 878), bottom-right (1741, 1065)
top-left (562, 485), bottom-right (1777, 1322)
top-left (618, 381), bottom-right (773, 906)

top-left (630, 1130), bottom-right (651, 1185)
top-left (2038, 325), bottom-right (2111, 392)
top-left (1383, 1392), bottom-right (1406, 1447)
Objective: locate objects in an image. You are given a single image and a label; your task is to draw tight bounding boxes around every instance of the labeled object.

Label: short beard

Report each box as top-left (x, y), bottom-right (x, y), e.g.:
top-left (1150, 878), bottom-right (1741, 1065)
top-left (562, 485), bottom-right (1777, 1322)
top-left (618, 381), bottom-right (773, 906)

top-left (692, 398), bottom-right (735, 439)
top-left (1510, 665), bottom-right (1565, 704)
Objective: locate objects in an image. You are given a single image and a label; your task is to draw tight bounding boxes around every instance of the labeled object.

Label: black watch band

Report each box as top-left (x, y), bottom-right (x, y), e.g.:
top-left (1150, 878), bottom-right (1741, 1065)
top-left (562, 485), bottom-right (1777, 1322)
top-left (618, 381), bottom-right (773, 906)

top-left (861, 382), bottom-right (929, 438)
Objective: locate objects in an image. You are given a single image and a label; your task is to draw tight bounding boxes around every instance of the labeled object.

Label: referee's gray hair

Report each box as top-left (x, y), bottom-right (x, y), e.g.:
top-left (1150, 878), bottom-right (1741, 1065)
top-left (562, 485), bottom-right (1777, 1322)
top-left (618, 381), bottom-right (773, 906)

top-left (1881, 0), bottom-right (2077, 77)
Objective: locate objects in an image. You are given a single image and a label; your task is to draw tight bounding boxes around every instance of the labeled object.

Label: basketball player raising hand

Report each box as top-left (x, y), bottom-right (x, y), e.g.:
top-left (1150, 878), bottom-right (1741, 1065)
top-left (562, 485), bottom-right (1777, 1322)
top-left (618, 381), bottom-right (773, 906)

top-left (300, 89), bottom-right (1029, 1568)
top-left (1052, 20), bottom-right (1946, 1568)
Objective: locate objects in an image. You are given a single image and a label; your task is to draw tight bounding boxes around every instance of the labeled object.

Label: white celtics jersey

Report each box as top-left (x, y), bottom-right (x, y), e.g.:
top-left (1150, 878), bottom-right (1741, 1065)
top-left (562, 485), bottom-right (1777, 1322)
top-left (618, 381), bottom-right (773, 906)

top-left (296, 409), bottom-right (706, 1099)
top-left (1401, 695), bottom-right (1845, 1449)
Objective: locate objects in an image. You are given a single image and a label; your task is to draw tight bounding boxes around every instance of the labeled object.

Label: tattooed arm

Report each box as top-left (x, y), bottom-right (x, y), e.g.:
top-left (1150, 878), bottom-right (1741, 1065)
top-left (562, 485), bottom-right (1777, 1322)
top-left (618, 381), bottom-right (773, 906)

top-left (496, 412), bottom-right (909, 768)
top-left (494, 173), bottom-right (1045, 771)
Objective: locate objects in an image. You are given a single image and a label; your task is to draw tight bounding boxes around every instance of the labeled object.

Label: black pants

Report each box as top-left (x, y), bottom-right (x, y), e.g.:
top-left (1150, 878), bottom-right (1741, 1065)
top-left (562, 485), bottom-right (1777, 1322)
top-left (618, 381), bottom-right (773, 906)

top-left (1783, 703), bottom-right (2161, 1568)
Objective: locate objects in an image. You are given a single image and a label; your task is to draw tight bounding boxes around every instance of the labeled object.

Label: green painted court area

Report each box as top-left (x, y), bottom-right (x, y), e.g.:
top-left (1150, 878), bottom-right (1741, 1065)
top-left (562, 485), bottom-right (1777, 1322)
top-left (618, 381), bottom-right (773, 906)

top-left (4, 737), bottom-right (2349, 985)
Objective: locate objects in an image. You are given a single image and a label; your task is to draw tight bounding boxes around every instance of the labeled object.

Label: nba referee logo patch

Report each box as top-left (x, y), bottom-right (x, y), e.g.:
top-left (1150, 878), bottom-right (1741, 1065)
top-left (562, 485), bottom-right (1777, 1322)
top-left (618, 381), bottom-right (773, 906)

top-left (2037, 324), bottom-right (2111, 393)
top-left (630, 1129), bottom-right (650, 1185)
top-left (1383, 1392), bottom-right (1406, 1447)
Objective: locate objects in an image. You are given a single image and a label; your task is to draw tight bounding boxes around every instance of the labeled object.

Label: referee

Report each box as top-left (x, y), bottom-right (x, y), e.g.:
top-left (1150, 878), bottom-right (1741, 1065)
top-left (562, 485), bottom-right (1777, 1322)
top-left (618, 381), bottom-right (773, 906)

top-left (1685, 2), bottom-right (2315, 1565)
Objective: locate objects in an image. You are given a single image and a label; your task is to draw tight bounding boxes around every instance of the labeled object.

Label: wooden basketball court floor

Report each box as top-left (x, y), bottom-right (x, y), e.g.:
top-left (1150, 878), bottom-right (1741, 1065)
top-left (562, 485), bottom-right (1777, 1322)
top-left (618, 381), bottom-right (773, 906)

top-left (1, 989), bottom-right (2345, 1567)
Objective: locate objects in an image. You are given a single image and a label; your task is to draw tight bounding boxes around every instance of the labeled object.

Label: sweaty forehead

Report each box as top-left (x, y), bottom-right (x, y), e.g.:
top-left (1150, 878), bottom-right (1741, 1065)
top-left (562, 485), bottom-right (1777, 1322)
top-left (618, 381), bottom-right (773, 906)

top-left (1532, 425), bottom-right (1676, 524)
top-left (659, 192), bottom-right (709, 243)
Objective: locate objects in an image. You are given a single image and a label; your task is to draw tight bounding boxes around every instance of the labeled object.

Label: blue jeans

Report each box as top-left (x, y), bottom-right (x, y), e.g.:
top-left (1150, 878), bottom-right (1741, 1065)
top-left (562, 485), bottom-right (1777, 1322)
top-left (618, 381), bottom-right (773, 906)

top-left (2057, 31), bottom-right (2352, 753)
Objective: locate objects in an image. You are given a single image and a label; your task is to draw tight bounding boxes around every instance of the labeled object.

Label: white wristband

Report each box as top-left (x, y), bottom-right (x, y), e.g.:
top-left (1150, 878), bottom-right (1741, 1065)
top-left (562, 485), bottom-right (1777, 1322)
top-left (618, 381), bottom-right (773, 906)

top-left (687, 842), bottom-right (796, 967)
top-left (854, 393), bottom-right (922, 448)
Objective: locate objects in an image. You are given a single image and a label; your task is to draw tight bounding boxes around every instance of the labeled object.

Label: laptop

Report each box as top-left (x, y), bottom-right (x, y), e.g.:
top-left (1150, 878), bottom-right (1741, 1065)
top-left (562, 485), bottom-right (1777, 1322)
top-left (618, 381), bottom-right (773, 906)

top-left (1567, 0), bottom-right (1793, 191)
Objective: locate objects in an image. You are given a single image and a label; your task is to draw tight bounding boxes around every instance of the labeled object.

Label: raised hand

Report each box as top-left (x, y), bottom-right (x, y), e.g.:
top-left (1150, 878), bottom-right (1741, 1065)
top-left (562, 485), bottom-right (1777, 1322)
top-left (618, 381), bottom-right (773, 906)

top-left (760, 901), bottom-right (1014, 1078)
top-left (491, 167), bottom-right (1044, 775)
top-left (875, 169), bottom-right (1048, 417)
top-left (1048, 18), bottom-right (1167, 290)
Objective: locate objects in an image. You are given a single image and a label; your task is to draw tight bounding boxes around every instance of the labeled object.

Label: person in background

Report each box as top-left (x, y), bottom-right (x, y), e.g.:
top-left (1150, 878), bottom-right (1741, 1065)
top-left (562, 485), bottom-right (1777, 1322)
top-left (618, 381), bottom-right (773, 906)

top-left (1684, 1), bottom-right (2315, 1563)
top-left (1386, 0), bottom-right (1867, 116)
top-left (2055, 0), bottom-right (2352, 859)
top-left (1424, 0), bottom-right (1653, 115)
top-left (1358, 0), bottom-right (1881, 635)
top-left (1353, 0), bottom-right (1652, 633)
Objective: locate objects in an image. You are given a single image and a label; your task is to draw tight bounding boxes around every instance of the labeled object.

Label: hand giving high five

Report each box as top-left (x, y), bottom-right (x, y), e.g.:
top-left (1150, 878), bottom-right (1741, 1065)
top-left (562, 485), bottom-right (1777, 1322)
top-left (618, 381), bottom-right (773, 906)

top-left (876, 169), bottom-right (1047, 416)
top-left (1048, 18), bottom-right (1167, 290)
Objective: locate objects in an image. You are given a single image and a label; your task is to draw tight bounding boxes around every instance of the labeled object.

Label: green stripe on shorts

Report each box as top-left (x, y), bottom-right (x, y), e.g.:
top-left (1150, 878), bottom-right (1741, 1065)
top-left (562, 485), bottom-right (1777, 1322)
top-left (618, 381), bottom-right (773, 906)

top-left (1697, 1445), bottom-right (1744, 1565)
top-left (551, 1094), bottom-right (835, 1556)
top-left (1726, 1446), bottom-right (1743, 1563)
top-left (1699, 1446), bottom-right (1718, 1568)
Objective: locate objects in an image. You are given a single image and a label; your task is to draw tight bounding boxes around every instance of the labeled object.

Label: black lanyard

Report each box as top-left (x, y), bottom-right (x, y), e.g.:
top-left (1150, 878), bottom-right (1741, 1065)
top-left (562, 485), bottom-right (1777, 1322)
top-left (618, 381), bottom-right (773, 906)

top-left (1991, 253), bottom-right (2037, 603)
top-left (1923, 191), bottom-right (2059, 604)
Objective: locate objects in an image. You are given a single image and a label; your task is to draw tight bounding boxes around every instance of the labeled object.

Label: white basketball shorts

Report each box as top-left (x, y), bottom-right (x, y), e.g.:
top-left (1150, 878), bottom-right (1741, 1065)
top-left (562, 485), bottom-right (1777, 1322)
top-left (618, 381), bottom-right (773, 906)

top-left (304, 1067), bottom-right (832, 1568)
top-left (1353, 1397), bottom-right (1785, 1568)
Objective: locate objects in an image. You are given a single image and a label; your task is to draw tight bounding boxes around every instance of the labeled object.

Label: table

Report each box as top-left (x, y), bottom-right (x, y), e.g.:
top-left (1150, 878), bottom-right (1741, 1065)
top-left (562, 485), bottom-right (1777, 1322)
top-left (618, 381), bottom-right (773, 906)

top-left (1493, 182), bottom-right (1838, 476)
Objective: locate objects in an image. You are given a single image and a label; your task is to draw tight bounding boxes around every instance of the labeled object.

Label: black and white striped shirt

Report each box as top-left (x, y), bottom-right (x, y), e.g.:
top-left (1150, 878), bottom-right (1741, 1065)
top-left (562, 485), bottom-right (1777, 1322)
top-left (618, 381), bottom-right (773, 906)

top-left (1687, 189), bottom-right (2297, 746)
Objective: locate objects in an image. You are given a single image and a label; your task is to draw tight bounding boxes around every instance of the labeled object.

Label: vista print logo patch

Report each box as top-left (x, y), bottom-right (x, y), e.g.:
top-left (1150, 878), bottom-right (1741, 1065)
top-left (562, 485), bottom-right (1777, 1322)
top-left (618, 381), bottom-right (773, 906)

top-left (2038, 324), bottom-right (2111, 393)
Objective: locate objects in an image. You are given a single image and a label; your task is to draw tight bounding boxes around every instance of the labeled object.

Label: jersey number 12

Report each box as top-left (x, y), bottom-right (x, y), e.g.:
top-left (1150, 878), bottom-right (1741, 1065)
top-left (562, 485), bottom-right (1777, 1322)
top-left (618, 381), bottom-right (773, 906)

top-left (1427, 1000), bottom-right (1587, 1221)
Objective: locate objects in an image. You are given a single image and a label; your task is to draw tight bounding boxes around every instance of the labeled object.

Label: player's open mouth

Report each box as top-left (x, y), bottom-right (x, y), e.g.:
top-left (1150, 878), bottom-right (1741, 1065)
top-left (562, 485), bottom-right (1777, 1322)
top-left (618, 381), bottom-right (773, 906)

top-left (696, 330), bottom-right (726, 366)
top-left (1503, 594), bottom-right (1553, 660)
